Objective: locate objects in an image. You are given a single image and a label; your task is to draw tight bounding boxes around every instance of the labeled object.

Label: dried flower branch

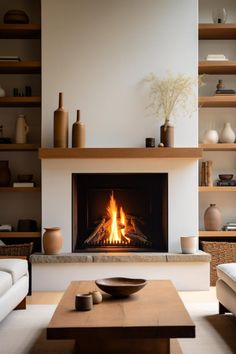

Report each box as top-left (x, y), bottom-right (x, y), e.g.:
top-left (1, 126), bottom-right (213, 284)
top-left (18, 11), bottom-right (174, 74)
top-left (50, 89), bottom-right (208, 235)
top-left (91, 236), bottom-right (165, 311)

top-left (145, 72), bottom-right (197, 129)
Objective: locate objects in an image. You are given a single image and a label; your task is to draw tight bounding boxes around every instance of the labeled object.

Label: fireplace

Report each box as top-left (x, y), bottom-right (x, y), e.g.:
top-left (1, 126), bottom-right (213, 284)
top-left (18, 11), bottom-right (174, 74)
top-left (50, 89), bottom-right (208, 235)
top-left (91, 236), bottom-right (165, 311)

top-left (72, 173), bottom-right (168, 252)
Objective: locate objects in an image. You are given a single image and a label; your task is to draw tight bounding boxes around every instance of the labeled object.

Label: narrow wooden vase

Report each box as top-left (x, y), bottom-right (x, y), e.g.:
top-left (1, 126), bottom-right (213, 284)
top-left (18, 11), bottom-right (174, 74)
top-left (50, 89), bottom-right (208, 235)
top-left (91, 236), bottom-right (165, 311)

top-left (160, 122), bottom-right (174, 147)
top-left (0, 160), bottom-right (11, 187)
top-left (53, 92), bottom-right (68, 147)
top-left (43, 227), bottom-right (63, 255)
top-left (72, 110), bottom-right (86, 148)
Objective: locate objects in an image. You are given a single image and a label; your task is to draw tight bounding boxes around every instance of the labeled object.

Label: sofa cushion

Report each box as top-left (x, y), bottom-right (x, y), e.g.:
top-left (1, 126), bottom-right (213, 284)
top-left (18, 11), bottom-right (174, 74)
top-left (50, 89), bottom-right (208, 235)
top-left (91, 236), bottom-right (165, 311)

top-left (0, 271), bottom-right (12, 296)
top-left (0, 259), bottom-right (28, 284)
top-left (217, 263), bottom-right (236, 293)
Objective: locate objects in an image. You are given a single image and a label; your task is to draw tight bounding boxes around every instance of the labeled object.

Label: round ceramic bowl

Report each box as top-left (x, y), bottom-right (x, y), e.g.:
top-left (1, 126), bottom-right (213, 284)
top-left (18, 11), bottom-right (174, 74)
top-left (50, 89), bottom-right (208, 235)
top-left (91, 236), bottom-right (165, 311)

top-left (218, 174), bottom-right (233, 181)
top-left (95, 277), bottom-right (147, 297)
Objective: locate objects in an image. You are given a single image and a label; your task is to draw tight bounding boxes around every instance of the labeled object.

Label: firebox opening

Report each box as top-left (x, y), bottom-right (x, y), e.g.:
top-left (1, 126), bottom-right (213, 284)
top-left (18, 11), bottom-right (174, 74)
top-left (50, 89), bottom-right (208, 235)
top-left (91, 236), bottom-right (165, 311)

top-left (72, 173), bottom-right (168, 252)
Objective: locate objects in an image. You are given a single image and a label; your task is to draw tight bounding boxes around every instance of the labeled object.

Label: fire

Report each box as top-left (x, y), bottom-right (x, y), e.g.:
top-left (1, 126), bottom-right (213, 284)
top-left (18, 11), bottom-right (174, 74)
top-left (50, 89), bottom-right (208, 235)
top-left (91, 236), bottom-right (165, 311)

top-left (106, 192), bottom-right (130, 243)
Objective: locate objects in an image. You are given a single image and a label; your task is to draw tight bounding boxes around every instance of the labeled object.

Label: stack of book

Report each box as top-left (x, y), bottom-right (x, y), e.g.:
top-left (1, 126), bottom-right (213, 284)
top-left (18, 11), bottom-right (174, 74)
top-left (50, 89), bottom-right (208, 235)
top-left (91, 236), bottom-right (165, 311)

top-left (0, 56), bottom-right (21, 62)
top-left (13, 182), bottom-right (35, 187)
top-left (216, 89), bottom-right (236, 95)
top-left (223, 222), bottom-right (236, 231)
top-left (206, 54), bottom-right (228, 61)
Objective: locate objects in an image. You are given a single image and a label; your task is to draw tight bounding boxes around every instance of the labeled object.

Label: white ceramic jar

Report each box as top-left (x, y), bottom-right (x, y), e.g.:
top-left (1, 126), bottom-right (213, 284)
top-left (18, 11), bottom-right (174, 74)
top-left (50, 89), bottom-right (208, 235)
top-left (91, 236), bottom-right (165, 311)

top-left (15, 114), bottom-right (29, 143)
top-left (203, 130), bottom-right (219, 144)
top-left (219, 122), bottom-right (235, 143)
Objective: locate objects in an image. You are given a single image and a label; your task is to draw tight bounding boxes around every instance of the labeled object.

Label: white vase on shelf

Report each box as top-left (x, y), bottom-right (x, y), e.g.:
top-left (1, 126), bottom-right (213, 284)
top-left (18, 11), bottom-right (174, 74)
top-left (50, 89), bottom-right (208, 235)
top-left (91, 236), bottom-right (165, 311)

top-left (202, 129), bottom-right (219, 144)
top-left (219, 122), bottom-right (235, 143)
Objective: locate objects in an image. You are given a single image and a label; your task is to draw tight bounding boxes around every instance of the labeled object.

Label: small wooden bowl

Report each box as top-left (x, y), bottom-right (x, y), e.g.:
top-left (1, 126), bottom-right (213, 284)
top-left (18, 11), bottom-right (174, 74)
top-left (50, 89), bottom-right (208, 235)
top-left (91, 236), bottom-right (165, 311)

top-left (218, 174), bottom-right (233, 181)
top-left (4, 9), bottom-right (29, 24)
top-left (95, 277), bottom-right (147, 297)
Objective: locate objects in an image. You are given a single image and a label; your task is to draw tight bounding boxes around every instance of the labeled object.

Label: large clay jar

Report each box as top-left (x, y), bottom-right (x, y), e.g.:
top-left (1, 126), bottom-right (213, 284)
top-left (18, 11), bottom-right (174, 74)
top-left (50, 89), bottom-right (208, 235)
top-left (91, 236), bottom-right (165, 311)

top-left (43, 227), bottom-right (63, 255)
top-left (160, 121), bottom-right (174, 147)
top-left (72, 110), bottom-right (86, 147)
top-left (53, 92), bottom-right (68, 148)
top-left (15, 114), bottom-right (29, 143)
top-left (204, 204), bottom-right (222, 231)
top-left (0, 160), bottom-right (11, 187)
top-left (219, 122), bottom-right (235, 143)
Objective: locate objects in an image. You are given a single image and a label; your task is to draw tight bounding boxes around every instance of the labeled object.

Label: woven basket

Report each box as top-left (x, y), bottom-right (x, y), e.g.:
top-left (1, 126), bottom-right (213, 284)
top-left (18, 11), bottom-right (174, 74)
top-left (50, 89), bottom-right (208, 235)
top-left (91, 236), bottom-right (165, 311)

top-left (0, 242), bottom-right (33, 257)
top-left (201, 241), bottom-right (236, 286)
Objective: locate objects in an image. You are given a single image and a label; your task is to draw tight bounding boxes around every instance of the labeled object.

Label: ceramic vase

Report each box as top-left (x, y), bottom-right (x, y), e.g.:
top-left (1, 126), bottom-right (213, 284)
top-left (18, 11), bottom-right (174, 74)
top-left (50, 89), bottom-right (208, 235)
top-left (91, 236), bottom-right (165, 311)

top-left (72, 110), bottom-right (86, 147)
top-left (53, 92), bottom-right (68, 148)
top-left (0, 85), bottom-right (6, 97)
top-left (43, 227), bottom-right (63, 255)
top-left (204, 204), bottom-right (222, 231)
top-left (160, 121), bottom-right (174, 147)
top-left (219, 122), bottom-right (235, 143)
top-left (180, 236), bottom-right (198, 254)
top-left (15, 114), bottom-right (29, 143)
top-left (203, 130), bottom-right (219, 144)
top-left (0, 160), bottom-right (11, 187)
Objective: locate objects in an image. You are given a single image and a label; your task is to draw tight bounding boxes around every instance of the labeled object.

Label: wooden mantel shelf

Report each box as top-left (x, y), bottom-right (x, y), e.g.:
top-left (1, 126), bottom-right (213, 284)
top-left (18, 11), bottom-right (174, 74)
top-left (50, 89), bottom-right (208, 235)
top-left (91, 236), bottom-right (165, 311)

top-left (39, 147), bottom-right (202, 159)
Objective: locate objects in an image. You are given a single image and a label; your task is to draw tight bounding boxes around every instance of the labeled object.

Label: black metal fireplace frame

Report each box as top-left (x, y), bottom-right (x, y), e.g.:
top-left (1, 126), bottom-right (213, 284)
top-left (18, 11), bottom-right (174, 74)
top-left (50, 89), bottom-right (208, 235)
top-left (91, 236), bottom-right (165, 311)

top-left (72, 173), bottom-right (168, 252)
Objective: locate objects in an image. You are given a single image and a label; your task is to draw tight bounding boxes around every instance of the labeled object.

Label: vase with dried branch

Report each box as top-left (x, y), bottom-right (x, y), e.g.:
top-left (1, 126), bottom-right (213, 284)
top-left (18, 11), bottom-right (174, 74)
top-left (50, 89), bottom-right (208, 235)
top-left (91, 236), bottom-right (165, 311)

top-left (145, 72), bottom-right (196, 147)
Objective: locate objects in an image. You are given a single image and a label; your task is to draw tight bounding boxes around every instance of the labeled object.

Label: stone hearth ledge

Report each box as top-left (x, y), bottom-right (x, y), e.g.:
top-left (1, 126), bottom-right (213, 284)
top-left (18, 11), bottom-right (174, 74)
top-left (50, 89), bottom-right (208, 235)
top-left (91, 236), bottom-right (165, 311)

top-left (30, 251), bottom-right (210, 264)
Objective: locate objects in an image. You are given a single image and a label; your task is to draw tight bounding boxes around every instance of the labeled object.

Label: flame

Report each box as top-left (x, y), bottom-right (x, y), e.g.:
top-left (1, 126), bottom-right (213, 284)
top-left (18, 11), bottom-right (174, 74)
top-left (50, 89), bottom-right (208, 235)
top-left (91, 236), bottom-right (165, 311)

top-left (106, 192), bottom-right (129, 243)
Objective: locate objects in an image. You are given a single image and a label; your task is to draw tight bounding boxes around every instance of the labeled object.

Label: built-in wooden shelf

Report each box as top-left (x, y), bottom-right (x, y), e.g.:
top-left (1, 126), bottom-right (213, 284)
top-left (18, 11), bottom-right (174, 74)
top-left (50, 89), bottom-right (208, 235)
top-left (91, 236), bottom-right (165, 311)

top-left (0, 232), bottom-right (41, 239)
top-left (199, 231), bottom-right (236, 237)
top-left (199, 60), bottom-right (236, 74)
top-left (199, 24), bottom-right (236, 39)
top-left (199, 143), bottom-right (236, 151)
top-left (0, 144), bottom-right (40, 151)
top-left (0, 61), bottom-right (41, 74)
top-left (0, 187), bottom-right (40, 192)
top-left (0, 24), bottom-right (41, 39)
top-left (39, 147), bottom-right (203, 159)
top-left (199, 186), bottom-right (236, 192)
top-left (199, 95), bottom-right (236, 107)
top-left (0, 96), bottom-right (41, 107)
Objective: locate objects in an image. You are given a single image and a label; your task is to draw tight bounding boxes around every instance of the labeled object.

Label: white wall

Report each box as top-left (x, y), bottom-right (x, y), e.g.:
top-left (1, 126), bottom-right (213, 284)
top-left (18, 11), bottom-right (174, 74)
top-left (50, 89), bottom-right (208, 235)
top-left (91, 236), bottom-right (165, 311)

top-left (42, 0), bottom-right (198, 148)
top-left (41, 0), bottom-right (199, 253)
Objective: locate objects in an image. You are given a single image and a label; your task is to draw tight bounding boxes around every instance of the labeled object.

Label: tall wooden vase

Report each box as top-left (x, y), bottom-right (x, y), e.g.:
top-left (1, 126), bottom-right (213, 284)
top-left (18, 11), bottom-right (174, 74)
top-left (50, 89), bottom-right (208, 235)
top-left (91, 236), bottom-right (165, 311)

top-left (53, 92), bottom-right (68, 147)
top-left (160, 121), bottom-right (174, 147)
top-left (72, 110), bottom-right (86, 148)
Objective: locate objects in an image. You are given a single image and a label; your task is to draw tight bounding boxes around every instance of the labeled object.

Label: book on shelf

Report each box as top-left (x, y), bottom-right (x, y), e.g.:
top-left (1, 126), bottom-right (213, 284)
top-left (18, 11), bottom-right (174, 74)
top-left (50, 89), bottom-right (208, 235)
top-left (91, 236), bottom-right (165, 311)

top-left (206, 54), bottom-right (228, 61)
top-left (217, 180), bottom-right (236, 186)
top-left (216, 89), bottom-right (236, 94)
top-left (0, 56), bottom-right (21, 62)
top-left (200, 160), bottom-right (212, 186)
top-left (13, 182), bottom-right (35, 187)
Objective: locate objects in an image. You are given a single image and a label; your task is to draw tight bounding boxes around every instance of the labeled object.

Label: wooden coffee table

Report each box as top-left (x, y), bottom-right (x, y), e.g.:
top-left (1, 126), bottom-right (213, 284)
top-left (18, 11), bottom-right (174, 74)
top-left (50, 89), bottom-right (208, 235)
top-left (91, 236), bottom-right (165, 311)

top-left (47, 280), bottom-right (195, 354)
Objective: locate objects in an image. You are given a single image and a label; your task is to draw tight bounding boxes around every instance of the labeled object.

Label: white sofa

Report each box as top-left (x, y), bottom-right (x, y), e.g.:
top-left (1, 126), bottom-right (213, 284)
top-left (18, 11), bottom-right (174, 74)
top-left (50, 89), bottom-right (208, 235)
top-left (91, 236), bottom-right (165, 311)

top-left (0, 258), bottom-right (29, 322)
top-left (216, 263), bottom-right (236, 316)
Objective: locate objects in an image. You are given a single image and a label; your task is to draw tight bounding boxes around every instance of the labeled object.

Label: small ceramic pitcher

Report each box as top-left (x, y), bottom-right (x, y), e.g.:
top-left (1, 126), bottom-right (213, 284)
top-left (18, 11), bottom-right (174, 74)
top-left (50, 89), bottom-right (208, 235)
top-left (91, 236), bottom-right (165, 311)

top-left (15, 114), bottom-right (29, 143)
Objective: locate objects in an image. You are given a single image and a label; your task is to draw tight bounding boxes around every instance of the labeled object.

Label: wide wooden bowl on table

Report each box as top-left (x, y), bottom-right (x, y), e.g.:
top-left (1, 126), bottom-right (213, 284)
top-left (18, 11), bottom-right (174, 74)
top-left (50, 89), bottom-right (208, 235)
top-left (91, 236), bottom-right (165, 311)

top-left (95, 277), bottom-right (147, 297)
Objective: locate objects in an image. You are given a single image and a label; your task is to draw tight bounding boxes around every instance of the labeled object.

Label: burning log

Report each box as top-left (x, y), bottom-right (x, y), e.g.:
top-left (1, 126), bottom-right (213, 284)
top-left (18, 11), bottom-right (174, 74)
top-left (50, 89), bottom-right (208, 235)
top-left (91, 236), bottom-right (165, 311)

top-left (84, 218), bottom-right (106, 244)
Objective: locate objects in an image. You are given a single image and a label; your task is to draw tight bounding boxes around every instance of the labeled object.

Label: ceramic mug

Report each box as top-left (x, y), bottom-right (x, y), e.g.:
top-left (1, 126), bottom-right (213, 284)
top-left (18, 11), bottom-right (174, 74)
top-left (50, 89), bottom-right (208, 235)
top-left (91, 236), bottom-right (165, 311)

top-left (75, 293), bottom-right (93, 311)
top-left (180, 236), bottom-right (198, 254)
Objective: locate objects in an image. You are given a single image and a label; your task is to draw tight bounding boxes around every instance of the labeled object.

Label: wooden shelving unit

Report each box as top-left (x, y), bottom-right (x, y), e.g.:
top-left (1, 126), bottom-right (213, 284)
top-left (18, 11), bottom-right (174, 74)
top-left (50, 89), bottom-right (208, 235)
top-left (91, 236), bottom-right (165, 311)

top-left (0, 232), bottom-right (41, 239)
top-left (0, 24), bottom-right (41, 39)
top-left (0, 144), bottom-right (39, 151)
top-left (199, 60), bottom-right (236, 75)
top-left (39, 147), bottom-right (203, 159)
top-left (199, 24), bottom-right (236, 40)
top-left (0, 61), bottom-right (41, 74)
top-left (199, 143), bottom-right (236, 151)
top-left (198, 22), bottom-right (236, 242)
top-left (199, 186), bottom-right (236, 192)
top-left (0, 187), bottom-right (40, 192)
top-left (199, 231), bottom-right (236, 238)
top-left (199, 95), bottom-right (236, 107)
top-left (0, 96), bottom-right (41, 107)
